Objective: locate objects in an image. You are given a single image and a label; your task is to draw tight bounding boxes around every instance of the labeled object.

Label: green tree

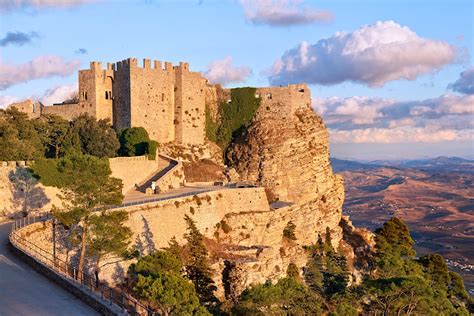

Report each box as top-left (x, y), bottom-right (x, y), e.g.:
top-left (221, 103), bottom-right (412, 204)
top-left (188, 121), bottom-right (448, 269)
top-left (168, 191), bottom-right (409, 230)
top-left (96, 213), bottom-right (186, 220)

top-left (69, 114), bottom-right (119, 158)
top-left (374, 217), bottom-right (416, 278)
top-left (183, 214), bottom-right (218, 308)
top-left (0, 108), bottom-right (43, 160)
top-left (88, 210), bottom-right (132, 286)
top-left (33, 114), bottom-right (70, 158)
top-left (127, 251), bottom-right (209, 316)
top-left (32, 153), bottom-right (123, 276)
top-left (234, 277), bottom-right (323, 315)
top-left (118, 127), bottom-right (157, 158)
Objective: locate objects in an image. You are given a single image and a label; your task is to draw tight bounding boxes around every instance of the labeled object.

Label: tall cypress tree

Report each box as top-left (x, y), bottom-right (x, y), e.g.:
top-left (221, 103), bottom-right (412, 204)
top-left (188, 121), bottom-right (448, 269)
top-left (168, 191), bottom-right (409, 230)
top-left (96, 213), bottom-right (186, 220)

top-left (183, 215), bottom-right (218, 309)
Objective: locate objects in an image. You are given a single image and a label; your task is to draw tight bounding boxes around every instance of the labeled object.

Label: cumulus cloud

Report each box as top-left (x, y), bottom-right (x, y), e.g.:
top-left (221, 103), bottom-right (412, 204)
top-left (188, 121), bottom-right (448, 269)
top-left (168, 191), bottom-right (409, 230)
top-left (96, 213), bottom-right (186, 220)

top-left (0, 0), bottom-right (96, 11)
top-left (330, 127), bottom-right (471, 144)
top-left (270, 21), bottom-right (458, 87)
top-left (314, 94), bottom-right (473, 144)
top-left (239, 0), bottom-right (333, 26)
top-left (204, 56), bottom-right (251, 85)
top-left (448, 66), bottom-right (474, 95)
top-left (40, 84), bottom-right (78, 105)
top-left (0, 31), bottom-right (38, 47)
top-left (0, 55), bottom-right (80, 90)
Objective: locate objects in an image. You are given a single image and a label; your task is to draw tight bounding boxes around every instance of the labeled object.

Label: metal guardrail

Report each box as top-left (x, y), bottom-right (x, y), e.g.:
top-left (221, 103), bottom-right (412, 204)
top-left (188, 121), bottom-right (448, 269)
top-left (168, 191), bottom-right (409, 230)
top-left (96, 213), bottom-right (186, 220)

top-left (9, 214), bottom-right (153, 316)
top-left (109, 186), bottom-right (222, 209)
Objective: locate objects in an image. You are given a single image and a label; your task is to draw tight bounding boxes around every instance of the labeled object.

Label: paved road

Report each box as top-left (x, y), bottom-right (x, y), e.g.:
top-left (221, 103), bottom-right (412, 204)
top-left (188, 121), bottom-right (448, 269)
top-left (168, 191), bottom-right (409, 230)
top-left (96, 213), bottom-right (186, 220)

top-left (0, 222), bottom-right (99, 316)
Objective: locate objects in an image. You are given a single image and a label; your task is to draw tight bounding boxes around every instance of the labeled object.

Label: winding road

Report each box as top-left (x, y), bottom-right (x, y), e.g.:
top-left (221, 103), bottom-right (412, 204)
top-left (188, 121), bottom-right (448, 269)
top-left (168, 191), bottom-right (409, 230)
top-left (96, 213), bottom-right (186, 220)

top-left (0, 221), bottom-right (99, 316)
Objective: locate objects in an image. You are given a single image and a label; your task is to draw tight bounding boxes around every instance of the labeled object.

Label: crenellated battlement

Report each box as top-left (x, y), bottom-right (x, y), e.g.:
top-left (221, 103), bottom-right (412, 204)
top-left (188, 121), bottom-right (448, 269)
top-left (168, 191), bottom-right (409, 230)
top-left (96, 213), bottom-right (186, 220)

top-left (86, 58), bottom-right (191, 74)
top-left (22, 57), bottom-right (309, 148)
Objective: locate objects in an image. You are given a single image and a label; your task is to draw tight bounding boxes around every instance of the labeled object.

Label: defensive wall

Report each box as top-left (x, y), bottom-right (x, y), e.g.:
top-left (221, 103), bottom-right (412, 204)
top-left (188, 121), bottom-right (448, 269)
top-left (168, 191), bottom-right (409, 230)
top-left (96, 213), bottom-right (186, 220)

top-left (0, 161), bottom-right (61, 219)
top-left (108, 154), bottom-right (162, 194)
top-left (10, 186), bottom-right (270, 286)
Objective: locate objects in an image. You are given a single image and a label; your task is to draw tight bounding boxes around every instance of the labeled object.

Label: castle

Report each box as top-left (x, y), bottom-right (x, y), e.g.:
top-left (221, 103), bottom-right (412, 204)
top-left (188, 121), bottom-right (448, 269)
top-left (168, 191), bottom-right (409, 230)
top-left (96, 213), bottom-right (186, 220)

top-left (9, 57), bottom-right (310, 145)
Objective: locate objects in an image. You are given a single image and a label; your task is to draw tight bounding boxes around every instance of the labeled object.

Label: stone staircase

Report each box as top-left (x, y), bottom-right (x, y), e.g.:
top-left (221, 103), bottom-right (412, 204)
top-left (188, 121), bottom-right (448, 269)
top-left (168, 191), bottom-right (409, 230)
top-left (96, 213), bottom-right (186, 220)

top-left (136, 158), bottom-right (177, 193)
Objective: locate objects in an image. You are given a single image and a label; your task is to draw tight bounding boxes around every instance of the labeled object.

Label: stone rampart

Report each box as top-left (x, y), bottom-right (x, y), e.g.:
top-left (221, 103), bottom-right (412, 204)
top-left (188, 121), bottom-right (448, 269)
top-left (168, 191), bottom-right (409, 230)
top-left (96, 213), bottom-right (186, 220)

top-left (108, 154), bottom-right (161, 194)
top-left (41, 102), bottom-right (91, 120)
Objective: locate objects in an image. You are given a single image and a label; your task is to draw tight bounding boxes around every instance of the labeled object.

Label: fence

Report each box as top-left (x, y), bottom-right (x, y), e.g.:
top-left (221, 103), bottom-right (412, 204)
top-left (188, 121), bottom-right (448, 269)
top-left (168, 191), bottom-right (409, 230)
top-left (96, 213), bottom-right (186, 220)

top-left (9, 214), bottom-right (153, 316)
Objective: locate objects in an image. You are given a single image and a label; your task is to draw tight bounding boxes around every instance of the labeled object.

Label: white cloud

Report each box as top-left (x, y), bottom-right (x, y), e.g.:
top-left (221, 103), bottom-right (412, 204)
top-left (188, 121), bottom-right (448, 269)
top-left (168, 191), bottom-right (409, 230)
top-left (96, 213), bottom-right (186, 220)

top-left (204, 56), bottom-right (251, 86)
top-left (330, 127), bottom-right (471, 144)
top-left (270, 20), bottom-right (458, 87)
top-left (40, 84), bottom-right (78, 105)
top-left (314, 96), bottom-right (390, 125)
top-left (448, 66), bottom-right (474, 95)
top-left (0, 95), bottom-right (21, 109)
top-left (314, 94), bottom-right (473, 145)
top-left (388, 118), bottom-right (415, 129)
top-left (0, 0), bottom-right (96, 11)
top-left (239, 0), bottom-right (333, 26)
top-left (0, 55), bottom-right (80, 90)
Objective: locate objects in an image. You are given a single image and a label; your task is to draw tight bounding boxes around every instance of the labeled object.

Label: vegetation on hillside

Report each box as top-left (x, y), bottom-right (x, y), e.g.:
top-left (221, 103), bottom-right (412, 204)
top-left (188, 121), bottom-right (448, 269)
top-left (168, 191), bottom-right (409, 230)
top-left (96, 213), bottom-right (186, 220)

top-left (0, 108), bottom-right (120, 160)
top-left (0, 108), bottom-right (159, 161)
top-left (123, 217), bottom-right (473, 315)
top-left (205, 87), bottom-right (261, 150)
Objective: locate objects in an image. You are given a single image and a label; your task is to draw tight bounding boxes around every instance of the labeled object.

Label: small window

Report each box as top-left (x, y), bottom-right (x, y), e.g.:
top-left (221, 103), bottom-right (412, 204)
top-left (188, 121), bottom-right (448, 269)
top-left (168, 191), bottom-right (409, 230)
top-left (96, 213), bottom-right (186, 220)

top-left (105, 91), bottom-right (109, 99)
top-left (85, 92), bottom-right (88, 101)
top-left (266, 93), bottom-right (272, 100)
top-left (298, 88), bottom-right (305, 93)
top-left (162, 93), bottom-right (165, 101)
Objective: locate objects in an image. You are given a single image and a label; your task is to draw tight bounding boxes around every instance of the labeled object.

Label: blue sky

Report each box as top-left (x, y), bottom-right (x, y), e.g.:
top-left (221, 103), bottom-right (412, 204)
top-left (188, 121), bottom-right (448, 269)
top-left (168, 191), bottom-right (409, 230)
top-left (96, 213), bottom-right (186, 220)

top-left (1, 0), bottom-right (473, 160)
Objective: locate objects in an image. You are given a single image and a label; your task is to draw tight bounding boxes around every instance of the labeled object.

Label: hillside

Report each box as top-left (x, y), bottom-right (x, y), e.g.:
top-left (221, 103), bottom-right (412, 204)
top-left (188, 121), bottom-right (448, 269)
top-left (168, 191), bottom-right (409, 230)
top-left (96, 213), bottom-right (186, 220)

top-left (334, 157), bottom-right (474, 295)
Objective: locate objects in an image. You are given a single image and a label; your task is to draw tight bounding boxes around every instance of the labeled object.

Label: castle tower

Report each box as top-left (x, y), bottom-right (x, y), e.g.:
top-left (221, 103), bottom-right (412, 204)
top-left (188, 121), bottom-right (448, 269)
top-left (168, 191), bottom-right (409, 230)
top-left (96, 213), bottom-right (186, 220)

top-left (78, 61), bottom-right (114, 121)
top-left (174, 61), bottom-right (206, 145)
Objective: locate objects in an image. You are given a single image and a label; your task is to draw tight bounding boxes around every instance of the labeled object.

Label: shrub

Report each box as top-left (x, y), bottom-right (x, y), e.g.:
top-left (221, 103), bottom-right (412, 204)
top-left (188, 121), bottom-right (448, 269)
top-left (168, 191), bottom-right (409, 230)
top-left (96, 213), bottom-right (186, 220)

top-left (283, 221), bottom-right (297, 240)
top-left (119, 127), bottom-right (153, 157)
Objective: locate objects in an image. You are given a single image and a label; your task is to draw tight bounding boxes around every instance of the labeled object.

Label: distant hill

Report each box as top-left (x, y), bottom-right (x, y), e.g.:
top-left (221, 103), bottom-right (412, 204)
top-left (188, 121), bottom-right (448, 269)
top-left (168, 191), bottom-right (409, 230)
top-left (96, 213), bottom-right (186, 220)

top-left (366, 156), bottom-right (474, 174)
top-left (331, 158), bottom-right (382, 172)
top-left (334, 155), bottom-right (474, 294)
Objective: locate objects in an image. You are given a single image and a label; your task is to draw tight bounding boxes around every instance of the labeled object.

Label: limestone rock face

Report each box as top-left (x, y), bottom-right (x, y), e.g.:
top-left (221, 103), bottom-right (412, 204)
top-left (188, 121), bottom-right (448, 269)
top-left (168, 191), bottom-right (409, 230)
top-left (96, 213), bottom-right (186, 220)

top-left (210, 99), bottom-right (352, 298)
top-left (228, 101), bottom-right (338, 205)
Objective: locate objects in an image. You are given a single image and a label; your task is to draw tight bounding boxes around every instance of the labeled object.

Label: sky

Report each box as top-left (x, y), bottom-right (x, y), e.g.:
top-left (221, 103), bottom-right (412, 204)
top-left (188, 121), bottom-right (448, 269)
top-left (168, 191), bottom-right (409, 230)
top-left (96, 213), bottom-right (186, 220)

top-left (0, 0), bottom-right (473, 160)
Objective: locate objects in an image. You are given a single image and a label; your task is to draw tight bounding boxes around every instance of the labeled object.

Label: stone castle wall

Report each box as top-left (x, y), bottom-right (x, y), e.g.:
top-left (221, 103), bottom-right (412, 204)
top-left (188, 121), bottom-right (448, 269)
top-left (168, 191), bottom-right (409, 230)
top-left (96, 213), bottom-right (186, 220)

top-left (108, 154), bottom-right (162, 194)
top-left (7, 100), bottom-right (42, 119)
top-left (126, 58), bottom-right (176, 142)
top-left (0, 162), bottom-right (62, 219)
top-left (174, 64), bottom-right (207, 145)
top-left (41, 102), bottom-right (91, 120)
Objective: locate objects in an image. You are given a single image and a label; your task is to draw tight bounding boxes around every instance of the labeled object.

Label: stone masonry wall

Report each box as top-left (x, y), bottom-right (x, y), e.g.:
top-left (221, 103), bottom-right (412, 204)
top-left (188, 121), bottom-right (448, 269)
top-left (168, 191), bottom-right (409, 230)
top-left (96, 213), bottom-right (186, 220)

top-left (7, 100), bottom-right (41, 118)
top-left (174, 64), bottom-right (207, 145)
top-left (0, 162), bottom-right (61, 219)
top-left (128, 58), bottom-right (176, 143)
top-left (41, 103), bottom-right (91, 120)
top-left (108, 154), bottom-right (161, 194)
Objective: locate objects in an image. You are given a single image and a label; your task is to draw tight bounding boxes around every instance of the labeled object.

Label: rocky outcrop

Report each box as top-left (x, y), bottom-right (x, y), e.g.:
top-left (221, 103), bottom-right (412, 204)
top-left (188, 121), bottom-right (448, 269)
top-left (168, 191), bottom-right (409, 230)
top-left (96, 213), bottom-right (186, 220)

top-left (227, 98), bottom-right (338, 205)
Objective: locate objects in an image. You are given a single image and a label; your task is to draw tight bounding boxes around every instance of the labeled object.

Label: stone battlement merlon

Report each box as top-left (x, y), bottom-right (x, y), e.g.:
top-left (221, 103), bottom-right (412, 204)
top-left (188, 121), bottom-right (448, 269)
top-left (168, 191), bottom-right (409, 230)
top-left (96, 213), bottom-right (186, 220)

top-left (88, 58), bottom-right (191, 73)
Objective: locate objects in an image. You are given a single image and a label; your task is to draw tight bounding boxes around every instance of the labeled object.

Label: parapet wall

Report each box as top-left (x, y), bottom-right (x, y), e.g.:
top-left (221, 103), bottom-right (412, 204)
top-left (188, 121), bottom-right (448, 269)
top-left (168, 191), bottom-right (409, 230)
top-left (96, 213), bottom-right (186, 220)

top-left (108, 154), bottom-right (161, 194)
top-left (41, 103), bottom-right (91, 120)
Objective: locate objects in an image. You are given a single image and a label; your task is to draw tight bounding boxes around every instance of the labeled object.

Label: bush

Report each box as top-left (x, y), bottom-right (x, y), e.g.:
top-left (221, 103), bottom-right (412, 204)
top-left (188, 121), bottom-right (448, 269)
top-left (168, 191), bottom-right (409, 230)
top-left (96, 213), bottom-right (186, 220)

top-left (145, 140), bottom-right (158, 159)
top-left (119, 127), bottom-right (152, 157)
top-left (283, 221), bottom-right (297, 240)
